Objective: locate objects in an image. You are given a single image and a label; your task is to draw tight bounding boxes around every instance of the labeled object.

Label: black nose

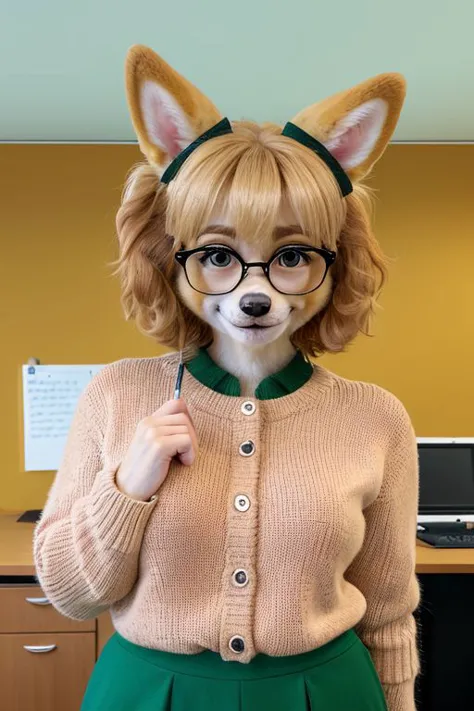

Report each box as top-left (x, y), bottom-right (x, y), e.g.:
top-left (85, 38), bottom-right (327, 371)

top-left (239, 293), bottom-right (271, 317)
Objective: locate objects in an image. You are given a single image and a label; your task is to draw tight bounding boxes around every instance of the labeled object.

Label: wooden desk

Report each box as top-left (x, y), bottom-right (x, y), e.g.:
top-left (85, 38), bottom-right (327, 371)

top-left (415, 538), bottom-right (474, 573)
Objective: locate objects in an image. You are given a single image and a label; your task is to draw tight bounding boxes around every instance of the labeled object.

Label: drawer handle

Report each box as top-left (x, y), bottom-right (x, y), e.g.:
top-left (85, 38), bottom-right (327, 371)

top-left (25, 597), bottom-right (51, 606)
top-left (23, 645), bottom-right (57, 654)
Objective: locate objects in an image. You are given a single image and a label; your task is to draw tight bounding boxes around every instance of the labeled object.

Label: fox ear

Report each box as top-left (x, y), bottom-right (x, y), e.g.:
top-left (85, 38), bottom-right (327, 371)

top-left (125, 45), bottom-right (222, 173)
top-left (290, 73), bottom-right (406, 182)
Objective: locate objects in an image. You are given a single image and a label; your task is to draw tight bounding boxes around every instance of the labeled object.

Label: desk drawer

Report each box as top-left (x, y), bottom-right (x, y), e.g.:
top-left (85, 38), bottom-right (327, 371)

top-left (0, 632), bottom-right (95, 711)
top-left (0, 586), bottom-right (95, 633)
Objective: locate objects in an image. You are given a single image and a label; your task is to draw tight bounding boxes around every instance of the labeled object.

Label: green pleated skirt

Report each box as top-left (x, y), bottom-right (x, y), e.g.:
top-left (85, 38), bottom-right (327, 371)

top-left (81, 630), bottom-right (387, 711)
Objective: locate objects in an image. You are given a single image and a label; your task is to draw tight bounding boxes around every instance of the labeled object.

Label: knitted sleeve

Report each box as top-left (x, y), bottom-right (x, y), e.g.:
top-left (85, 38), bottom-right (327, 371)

top-left (345, 394), bottom-right (421, 711)
top-left (33, 374), bottom-right (158, 620)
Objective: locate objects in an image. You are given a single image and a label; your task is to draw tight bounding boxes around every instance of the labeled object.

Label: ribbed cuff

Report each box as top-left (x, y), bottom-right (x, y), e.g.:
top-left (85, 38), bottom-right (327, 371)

top-left (368, 624), bottom-right (420, 683)
top-left (90, 468), bottom-right (158, 554)
top-left (383, 679), bottom-right (417, 711)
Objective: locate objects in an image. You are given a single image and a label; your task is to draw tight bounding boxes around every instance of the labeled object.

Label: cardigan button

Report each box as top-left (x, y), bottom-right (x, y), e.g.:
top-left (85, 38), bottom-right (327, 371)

top-left (234, 495), bottom-right (250, 512)
top-left (241, 401), bottom-right (256, 416)
top-left (229, 635), bottom-right (245, 654)
top-left (239, 440), bottom-right (255, 457)
top-left (232, 569), bottom-right (248, 587)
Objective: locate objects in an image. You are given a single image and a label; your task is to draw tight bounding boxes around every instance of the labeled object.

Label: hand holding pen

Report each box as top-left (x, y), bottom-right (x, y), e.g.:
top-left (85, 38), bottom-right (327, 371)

top-left (115, 359), bottom-right (198, 502)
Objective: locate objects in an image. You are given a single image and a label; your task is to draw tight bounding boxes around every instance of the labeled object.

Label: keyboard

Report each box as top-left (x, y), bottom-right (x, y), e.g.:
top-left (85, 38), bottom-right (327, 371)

top-left (417, 531), bottom-right (474, 548)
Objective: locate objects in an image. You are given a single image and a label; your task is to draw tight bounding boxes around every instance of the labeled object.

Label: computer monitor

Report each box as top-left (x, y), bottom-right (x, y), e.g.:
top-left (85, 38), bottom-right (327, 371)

top-left (417, 438), bottom-right (474, 523)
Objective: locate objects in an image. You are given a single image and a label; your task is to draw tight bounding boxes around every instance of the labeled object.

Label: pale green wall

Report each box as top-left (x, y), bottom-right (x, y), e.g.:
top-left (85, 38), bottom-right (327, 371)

top-left (0, 0), bottom-right (472, 141)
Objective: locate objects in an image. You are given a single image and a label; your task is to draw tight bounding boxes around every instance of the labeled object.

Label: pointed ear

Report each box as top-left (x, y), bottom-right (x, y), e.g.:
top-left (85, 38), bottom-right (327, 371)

top-left (290, 73), bottom-right (406, 182)
top-left (125, 45), bottom-right (222, 172)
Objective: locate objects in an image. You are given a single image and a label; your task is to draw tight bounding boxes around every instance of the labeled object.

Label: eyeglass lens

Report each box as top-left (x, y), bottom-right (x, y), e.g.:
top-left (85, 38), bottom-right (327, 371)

top-left (184, 247), bottom-right (328, 295)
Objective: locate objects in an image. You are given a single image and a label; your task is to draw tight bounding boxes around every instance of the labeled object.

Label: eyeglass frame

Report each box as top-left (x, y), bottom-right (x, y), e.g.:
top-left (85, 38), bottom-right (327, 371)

top-left (174, 243), bottom-right (337, 296)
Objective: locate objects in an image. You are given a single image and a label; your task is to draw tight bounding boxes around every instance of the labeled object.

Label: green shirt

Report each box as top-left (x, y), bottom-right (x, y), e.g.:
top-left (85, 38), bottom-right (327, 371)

top-left (186, 348), bottom-right (313, 400)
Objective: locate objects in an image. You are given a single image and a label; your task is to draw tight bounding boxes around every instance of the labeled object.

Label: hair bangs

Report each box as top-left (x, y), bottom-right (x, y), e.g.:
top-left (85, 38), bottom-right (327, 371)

top-left (166, 127), bottom-right (284, 248)
top-left (166, 124), bottom-right (346, 250)
top-left (225, 140), bottom-right (282, 246)
top-left (267, 135), bottom-right (347, 250)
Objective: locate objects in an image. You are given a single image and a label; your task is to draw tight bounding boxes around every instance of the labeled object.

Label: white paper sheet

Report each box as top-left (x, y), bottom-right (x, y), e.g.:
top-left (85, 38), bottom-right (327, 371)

top-left (22, 364), bottom-right (105, 471)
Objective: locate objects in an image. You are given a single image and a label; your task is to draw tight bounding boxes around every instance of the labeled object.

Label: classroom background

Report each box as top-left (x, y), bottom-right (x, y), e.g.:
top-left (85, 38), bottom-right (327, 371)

top-left (1, 143), bottom-right (473, 511)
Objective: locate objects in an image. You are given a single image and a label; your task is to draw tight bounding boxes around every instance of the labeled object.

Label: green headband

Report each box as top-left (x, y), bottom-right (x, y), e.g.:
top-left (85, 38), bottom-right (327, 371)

top-left (281, 122), bottom-right (353, 197)
top-left (160, 117), bottom-right (353, 197)
top-left (161, 118), bottom-right (233, 184)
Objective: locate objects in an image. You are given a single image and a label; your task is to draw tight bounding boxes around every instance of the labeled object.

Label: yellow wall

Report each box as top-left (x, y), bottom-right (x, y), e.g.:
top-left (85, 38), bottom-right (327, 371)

top-left (1, 144), bottom-right (473, 511)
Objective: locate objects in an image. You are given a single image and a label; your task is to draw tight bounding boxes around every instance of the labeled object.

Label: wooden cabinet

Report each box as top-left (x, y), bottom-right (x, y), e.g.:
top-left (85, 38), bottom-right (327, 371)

top-left (0, 515), bottom-right (101, 709)
top-left (0, 583), bottom-right (97, 711)
top-left (0, 632), bottom-right (95, 711)
top-left (0, 586), bottom-right (95, 634)
top-left (0, 515), bottom-right (118, 711)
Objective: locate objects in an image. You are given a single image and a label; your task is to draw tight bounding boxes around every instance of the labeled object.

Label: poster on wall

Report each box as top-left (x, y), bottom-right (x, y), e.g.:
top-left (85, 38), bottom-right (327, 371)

top-left (22, 364), bottom-right (105, 471)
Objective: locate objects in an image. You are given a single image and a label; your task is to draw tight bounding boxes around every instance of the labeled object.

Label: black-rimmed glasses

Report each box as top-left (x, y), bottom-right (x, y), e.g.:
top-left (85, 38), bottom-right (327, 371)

top-left (174, 244), bottom-right (336, 296)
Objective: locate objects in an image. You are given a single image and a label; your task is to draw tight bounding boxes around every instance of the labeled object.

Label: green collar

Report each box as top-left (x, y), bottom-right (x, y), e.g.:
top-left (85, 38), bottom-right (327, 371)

top-left (186, 348), bottom-right (313, 400)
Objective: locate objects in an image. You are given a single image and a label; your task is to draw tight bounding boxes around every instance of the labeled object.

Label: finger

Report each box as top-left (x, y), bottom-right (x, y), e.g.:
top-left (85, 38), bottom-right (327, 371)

top-left (155, 433), bottom-right (193, 461)
top-left (154, 425), bottom-right (189, 437)
top-left (183, 403), bottom-right (196, 431)
top-left (149, 413), bottom-right (194, 430)
top-left (150, 411), bottom-right (198, 443)
top-left (172, 399), bottom-right (196, 432)
top-left (172, 433), bottom-right (195, 466)
top-left (178, 449), bottom-right (195, 467)
top-left (165, 412), bottom-right (199, 450)
top-left (152, 398), bottom-right (189, 418)
top-left (170, 398), bottom-right (197, 431)
top-left (155, 418), bottom-right (198, 459)
top-left (186, 416), bottom-right (198, 452)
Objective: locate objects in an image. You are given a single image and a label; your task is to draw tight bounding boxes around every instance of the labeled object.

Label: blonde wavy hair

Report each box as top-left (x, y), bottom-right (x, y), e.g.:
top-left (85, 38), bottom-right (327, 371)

top-left (115, 121), bottom-right (387, 357)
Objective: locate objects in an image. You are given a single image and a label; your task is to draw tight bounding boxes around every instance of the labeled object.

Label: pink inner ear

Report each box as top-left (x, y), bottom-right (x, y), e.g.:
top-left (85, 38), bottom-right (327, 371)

top-left (329, 123), bottom-right (365, 166)
top-left (147, 89), bottom-right (182, 157)
top-left (326, 100), bottom-right (386, 170)
top-left (141, 81), bottom-right (192, 158)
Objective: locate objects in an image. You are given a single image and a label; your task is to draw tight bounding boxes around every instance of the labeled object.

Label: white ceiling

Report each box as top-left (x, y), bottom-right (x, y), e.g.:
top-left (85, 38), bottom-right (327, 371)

top-left (1, 0), bottom-right (473, 142)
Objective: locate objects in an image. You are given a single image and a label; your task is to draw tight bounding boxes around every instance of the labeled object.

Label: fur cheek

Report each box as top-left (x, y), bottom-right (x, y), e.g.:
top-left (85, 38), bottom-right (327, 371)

top-left (288, 275), bottom-right (333, 333)
top-left (177, 280), bottom-right (224, 335)
top-left (176, 273), bottom-right (206, 319)
top-left (201, 295), bottom-right (221, 324)
top-left (314, 273), bottom-right (333, 312)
